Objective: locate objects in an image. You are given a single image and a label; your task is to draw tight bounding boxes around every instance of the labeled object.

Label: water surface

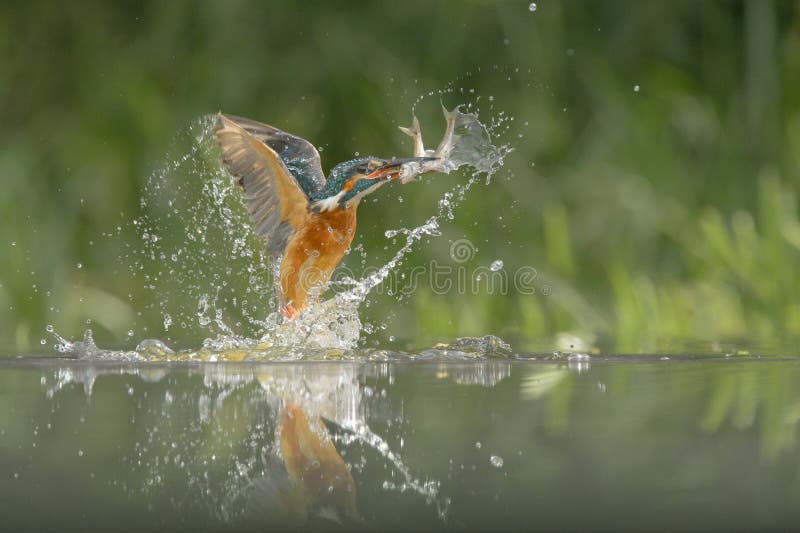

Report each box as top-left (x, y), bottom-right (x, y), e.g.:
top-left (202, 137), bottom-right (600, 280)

top-left (2, 353), bottom-right (799, 531)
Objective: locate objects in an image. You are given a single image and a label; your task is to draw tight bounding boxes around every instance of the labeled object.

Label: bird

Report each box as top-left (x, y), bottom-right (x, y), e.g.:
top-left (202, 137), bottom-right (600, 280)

top-left (214, 107), bottom-right (457, 320)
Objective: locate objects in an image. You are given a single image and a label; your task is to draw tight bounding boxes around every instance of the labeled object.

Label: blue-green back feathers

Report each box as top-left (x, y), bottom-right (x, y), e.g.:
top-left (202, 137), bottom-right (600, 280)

top-left (217, 113), bottom-right (327, 199)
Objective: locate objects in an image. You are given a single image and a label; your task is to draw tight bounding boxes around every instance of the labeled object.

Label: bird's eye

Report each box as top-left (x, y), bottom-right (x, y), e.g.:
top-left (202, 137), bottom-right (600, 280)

top-left (356, 164), bottom-right (369, 174)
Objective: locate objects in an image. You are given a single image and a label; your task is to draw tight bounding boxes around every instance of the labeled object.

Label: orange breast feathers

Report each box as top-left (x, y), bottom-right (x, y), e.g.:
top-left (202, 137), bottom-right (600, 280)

top-left (278, 403), bottom-right (357, 519)
top-left (278, 206), bottom-right (357, 317)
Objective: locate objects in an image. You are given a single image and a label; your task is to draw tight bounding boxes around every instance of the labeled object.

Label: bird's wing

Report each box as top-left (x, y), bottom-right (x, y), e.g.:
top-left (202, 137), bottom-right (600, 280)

top-left (216, 113), bottom-right (326, 197)
top-left (214, 113), bottom-right (312, 258)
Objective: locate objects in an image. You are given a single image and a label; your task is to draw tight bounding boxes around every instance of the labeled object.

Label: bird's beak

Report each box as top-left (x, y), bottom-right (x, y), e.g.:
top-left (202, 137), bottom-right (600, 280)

top-left (367, 157), bottom-right (438, 180)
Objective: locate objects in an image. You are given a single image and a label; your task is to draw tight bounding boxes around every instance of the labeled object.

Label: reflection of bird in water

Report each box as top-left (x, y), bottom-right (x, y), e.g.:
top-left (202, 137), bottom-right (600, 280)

top-left (241, 366), bottom-right (363, 528)
top-left (214, 107), bottom-right (457, 320)
top-left (246, 403), bottom-right (359, 527)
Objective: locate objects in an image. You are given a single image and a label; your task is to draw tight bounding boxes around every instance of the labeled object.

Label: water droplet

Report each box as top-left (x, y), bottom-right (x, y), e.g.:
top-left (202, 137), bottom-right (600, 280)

top-left (528, 2), bottom-right (537, 11)
top-left (39, 339), bottom-right (46, 345)
top-left (634, 84), bottom-right (641, 92)
top-left (490, 455), bottom-right (504, 468)
top-left (490, 260), bottom-right (504, 271)
top-left (45, 324), bottom-right (54, 333)
top-left (76, 262), bottom-right (83, 269)
top-left (475, 441), bottom-right (482, 449)
top-left (78, 450), bottom-right (84, 457)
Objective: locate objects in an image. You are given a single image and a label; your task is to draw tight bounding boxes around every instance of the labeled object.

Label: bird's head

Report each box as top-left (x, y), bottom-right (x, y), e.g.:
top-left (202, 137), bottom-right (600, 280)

top-left (314, 156), bottom-right (436, 211)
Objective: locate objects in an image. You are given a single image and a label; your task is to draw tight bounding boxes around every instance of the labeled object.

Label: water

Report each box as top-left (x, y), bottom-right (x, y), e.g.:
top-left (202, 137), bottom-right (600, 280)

top-left (2, 353), bottom-right (799, 530)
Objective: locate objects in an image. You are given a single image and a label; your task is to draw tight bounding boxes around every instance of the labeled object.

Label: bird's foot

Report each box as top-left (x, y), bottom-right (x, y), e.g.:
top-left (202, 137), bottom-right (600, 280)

top-left (280, 304), bottom-right (300, 321)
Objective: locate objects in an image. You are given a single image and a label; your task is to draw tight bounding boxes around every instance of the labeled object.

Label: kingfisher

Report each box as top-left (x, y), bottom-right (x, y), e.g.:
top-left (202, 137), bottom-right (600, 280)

top-left (214, 106), bottom-right (457, 320)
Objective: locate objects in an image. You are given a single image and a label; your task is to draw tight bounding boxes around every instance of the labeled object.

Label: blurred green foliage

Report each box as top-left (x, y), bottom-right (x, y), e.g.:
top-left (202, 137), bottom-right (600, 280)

top-left (1, 0), bottom-right (799, 354)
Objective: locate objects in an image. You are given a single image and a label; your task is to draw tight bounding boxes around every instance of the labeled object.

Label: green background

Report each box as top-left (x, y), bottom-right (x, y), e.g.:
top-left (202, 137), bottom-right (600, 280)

top-left (2, 0), bottom-right (799, 354)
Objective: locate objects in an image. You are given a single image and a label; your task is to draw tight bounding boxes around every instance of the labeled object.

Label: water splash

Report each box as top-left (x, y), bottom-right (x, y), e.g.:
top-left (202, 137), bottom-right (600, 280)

top-left (448, 107), bottom-right (506, 175)
top-left (54, 98), bottom-right (510, 360)
top-left (330, 106), bottom-right (509, 311)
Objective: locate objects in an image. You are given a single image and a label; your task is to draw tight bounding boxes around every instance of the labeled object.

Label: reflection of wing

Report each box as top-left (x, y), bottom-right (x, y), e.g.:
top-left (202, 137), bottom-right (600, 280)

top-left (214, 113), bottom-right (313, 258)
top-left (217, 114), bottom-right (326, 197)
